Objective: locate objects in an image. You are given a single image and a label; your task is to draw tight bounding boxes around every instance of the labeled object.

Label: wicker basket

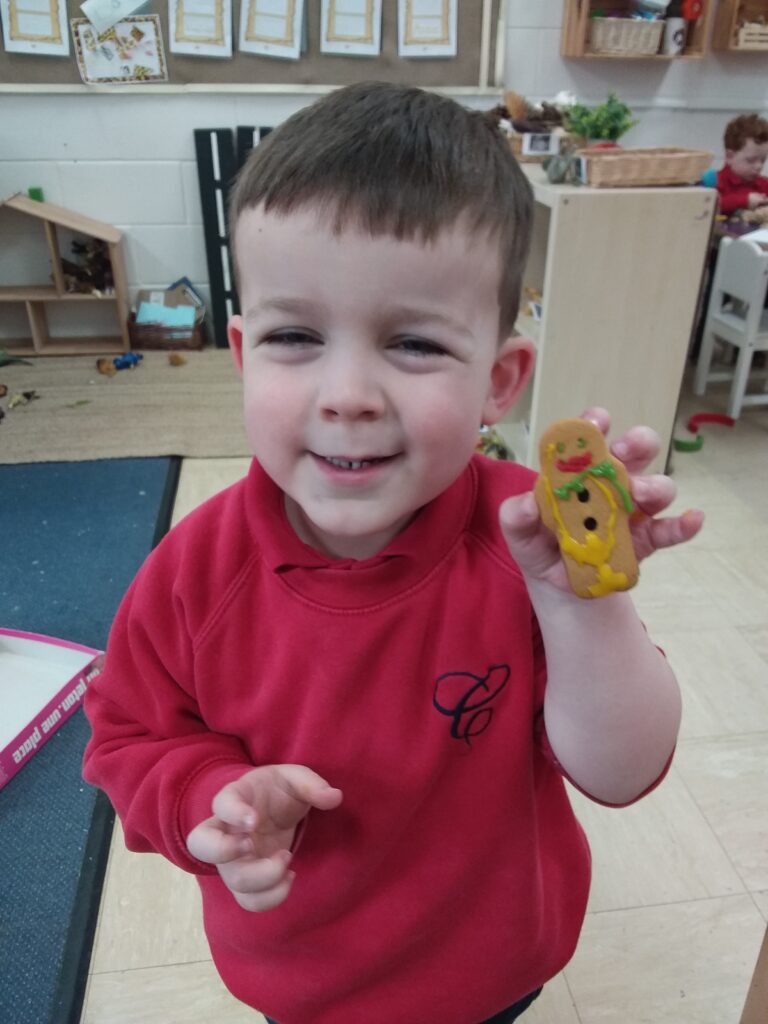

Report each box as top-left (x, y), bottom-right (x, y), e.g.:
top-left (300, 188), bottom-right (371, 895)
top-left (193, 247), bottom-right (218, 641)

top-left (588, 17), bottom-right (664, 55)
top-left (576, 147), bottom-right (713, 188)
top-left (128, 316), bottom-right (205, 350)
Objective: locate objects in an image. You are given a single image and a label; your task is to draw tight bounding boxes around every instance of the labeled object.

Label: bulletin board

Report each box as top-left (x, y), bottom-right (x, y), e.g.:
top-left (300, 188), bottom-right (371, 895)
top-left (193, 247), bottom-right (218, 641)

top-left (0, 0), bottom-right (503, 89)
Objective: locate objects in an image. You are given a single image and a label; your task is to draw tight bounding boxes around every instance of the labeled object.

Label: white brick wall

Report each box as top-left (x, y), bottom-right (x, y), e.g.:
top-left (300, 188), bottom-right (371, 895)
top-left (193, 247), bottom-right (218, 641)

top-left (2, 0), bottom-right (767, 342)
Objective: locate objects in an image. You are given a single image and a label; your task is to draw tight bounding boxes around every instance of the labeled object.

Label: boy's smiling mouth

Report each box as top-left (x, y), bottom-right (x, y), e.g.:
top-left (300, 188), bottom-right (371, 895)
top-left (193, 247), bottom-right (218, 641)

top-left (312, 453), bottom-right (397, 471)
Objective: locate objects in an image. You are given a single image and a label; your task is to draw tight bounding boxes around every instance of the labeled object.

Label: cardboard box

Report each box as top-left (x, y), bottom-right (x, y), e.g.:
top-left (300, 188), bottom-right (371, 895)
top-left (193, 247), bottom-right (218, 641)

top-left (0, 629), bottom-right (103, 791)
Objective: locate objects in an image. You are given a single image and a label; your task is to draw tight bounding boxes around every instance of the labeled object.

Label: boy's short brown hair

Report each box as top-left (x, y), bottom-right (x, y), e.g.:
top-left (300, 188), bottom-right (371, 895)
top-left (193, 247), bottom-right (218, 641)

top-left (229, 82), bottom-right (533, 335)
top-left (724, 113), bottom-right (768, 152)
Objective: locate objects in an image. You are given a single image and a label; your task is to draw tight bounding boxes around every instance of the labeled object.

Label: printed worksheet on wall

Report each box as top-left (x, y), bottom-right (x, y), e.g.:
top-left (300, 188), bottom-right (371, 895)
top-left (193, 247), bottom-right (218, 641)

top-left (320, 0), bottom-right (381, 56)
top-left (169, 0), bottom-right (232, 57)
top-left (397, 0), bottom-right (457, 58)
top-left (0, 0), bottom-right (69, 55)
top-left (239, 0), bottom-right (305, 59)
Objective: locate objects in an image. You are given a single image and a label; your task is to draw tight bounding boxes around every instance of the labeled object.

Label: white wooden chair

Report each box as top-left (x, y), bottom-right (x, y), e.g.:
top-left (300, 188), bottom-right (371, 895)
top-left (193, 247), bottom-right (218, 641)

top-left (693, 236), bottom-right (768, 419)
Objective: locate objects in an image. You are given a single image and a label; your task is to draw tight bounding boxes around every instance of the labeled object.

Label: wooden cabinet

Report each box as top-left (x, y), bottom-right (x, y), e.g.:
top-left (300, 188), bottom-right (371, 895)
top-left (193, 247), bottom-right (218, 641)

top-left (713, 0), bottom-right (768, 51)
top-left (496, 166), bottom-right (715, 475)
top-left (562, 0), bottom-right (713, 59)
top-left (0, 194), bottom-right (130, 356)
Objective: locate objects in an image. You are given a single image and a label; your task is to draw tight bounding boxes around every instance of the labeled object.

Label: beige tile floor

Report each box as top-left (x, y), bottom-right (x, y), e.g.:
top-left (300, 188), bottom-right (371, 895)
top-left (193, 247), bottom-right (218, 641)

top-left (80, 379), bottom-right (768, 1024)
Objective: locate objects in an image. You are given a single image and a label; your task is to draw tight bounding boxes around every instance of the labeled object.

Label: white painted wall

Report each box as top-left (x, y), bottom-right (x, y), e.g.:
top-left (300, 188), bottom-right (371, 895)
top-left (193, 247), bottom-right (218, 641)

top-left (1, 0), bottom-right (767, 342)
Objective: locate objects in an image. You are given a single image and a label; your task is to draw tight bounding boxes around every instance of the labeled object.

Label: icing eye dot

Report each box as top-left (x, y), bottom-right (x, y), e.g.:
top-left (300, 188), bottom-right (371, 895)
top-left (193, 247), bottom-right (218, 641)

top-left (576, 437), bottom-right (586, 449)
top-left (556, 442), bottom-right (566, 454)
top-left (583, 517), bottom-right (597, 531)
top-left (578, 488), bottom-right (590, 502)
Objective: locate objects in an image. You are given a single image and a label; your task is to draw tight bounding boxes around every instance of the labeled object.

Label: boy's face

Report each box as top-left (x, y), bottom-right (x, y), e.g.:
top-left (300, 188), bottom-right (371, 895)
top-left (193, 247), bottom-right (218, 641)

top-left (726, 138), bottom-right (768, 182)
top-left (228, 205), bottom-right (533, 560)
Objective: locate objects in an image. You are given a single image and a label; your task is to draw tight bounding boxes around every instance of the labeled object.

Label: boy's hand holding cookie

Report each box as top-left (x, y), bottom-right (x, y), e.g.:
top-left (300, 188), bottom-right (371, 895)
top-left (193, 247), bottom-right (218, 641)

top-left (186, 764), bottom-right (342, 912)
top-left (499, 408), bottom-right (704, 595)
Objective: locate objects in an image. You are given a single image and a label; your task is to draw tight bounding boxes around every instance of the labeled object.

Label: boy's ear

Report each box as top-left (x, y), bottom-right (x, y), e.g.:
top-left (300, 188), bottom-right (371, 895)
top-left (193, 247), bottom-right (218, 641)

top-left (227, 315), bottom-right (245, 377)
top-left (725, 148), bottom-right (736, 164)
top-left (481, 335), bottom-right (535, 425)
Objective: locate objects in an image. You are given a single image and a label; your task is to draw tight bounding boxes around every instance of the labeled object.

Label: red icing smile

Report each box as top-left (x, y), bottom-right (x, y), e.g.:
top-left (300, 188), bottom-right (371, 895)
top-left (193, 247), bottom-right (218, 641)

top-left (556, 452), bottom-right (593, 473)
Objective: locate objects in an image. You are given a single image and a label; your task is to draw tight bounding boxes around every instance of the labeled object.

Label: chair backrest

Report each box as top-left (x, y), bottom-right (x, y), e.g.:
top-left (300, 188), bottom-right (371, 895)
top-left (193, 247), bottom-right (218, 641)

top-left (713, 237), bottom-right (768, 309)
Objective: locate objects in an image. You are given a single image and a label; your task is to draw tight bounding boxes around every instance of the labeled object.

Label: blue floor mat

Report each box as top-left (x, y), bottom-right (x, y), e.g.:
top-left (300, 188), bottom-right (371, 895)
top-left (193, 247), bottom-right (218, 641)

top-left (0, 458), bottom-right (179, 1024)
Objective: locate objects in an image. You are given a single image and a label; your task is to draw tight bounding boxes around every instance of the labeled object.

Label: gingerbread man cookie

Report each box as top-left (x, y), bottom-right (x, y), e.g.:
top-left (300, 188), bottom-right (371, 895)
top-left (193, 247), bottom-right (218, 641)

top-left (533, 418), bottom-right (639, 599)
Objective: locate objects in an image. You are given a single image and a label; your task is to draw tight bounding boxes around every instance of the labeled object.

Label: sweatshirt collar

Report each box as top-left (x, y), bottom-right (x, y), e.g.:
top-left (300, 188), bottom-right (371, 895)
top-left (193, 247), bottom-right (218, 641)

top-left (243, 459), bottom-right (477, 606)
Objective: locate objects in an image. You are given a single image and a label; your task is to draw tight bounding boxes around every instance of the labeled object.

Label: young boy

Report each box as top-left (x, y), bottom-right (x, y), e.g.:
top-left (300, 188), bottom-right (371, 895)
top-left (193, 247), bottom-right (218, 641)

top-left (716, 112), bottom-right (768, 216)
top-left (83, 83), bottom-right (702, 1024)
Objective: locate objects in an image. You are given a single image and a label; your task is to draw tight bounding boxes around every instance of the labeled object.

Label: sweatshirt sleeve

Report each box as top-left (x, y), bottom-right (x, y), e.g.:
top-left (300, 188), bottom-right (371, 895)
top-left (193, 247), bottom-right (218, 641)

top-left (83, 541), bottom-right (254, 874)
top-left (718, 186), bottom-right (753, 216)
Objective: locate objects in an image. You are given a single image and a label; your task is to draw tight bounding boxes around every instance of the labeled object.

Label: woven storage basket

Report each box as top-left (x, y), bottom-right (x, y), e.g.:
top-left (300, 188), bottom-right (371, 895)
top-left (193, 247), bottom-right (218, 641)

top-left (128, 316), bottom-right (205, 350)
top-left (588, 17), bottom-right (664, 55)
top-left (576, 147), bottom-right (713, 187)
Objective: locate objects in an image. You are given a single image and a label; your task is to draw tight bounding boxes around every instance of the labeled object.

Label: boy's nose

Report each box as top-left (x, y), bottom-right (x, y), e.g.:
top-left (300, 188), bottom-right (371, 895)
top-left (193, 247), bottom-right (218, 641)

top-left (318, 357), bottom-right (386, 421)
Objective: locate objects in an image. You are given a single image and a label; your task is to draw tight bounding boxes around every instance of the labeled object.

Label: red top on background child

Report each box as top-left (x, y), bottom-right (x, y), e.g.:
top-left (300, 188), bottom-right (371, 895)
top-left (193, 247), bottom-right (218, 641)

top-left (716, 113), bottom-right (768, 216)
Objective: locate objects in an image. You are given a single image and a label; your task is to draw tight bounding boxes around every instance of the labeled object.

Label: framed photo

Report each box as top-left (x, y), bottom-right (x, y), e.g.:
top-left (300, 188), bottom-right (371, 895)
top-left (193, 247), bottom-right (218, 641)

top-left (521, 133), bottom-right (560, 157)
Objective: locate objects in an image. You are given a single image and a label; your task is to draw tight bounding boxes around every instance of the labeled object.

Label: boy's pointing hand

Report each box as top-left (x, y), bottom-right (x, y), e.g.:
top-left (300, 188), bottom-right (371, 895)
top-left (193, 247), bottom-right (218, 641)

top-left (186, 764), bottom-right (342, 911)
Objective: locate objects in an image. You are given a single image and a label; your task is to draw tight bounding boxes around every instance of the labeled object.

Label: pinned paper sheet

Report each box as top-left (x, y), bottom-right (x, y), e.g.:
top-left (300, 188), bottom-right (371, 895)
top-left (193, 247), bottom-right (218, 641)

top-left (239, 0), bottom-right (305, 59)
top-left (398, 0), bottom-right (457, 58)
top-left (169, 0), bottom-right (232, 58)
top-left (0, 0), bottom-right (70, 55)
top-left (320, 0), bottom-right (381, 56)
top-left (80, 0), bottom-right (147, 35)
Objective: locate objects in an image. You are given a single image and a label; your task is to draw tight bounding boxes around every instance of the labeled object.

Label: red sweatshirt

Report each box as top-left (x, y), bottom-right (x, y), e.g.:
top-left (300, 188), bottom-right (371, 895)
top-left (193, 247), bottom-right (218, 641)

top-left (84, 456), bottom-right (596, 1024)
top-left (716, 164), bottom-right (768, 216)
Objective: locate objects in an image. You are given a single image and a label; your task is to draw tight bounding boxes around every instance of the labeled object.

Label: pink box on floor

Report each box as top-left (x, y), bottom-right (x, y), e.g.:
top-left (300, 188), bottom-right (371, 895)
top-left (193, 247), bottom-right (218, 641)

top-left (0, 629), bottom-right (103, 791)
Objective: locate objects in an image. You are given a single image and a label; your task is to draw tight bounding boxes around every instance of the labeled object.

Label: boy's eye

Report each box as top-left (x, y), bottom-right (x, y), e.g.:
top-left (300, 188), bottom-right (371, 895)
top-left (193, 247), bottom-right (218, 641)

top-left (264, 330), bottom-right (320, 347)
top-left (394, 337), bottom-right (447, 357)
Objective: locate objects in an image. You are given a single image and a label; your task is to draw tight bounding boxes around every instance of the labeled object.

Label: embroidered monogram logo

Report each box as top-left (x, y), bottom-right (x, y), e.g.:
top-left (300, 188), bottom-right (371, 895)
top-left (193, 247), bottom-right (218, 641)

top-left (432, 664), bottom-right (510, 746)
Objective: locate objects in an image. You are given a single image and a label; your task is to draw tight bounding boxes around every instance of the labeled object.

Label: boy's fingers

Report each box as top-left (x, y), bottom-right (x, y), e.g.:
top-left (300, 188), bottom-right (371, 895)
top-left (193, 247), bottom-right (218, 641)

top-left (231, 872), bottom-right (296, 913)
top-left (630, 474), bottom-right (677, 517)
top-left (609, 425), bottom-right (660, 475)
top-left (647, 509), bottom-right (704, 551)
top-left (579, 406), bottom-right (610, 434)
top-left (212, 786), bottom-right (260, 831)
top-left (186, 818), bottom-right (254, 865)
top-left (220, 849), bottom-right (293, 898)
top-left (274, 764), bottom-right (344, 810)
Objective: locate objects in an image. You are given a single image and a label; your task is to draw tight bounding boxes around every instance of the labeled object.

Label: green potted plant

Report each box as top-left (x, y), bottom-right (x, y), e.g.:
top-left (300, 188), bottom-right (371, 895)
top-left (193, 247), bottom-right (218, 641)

top-left (562, 93), bottom-right (638, 146)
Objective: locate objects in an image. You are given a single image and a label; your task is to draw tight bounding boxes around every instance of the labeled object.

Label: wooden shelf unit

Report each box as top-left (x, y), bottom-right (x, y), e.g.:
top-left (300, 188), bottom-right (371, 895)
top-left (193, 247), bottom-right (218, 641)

top-left (713, 0), bottom-right (768, 51)
top-left (562, 0), bottom-right (713, 59)
top-left (497, 165), bottom-right (715, 475)
top-left (0, 194), bottom-right (130, 356)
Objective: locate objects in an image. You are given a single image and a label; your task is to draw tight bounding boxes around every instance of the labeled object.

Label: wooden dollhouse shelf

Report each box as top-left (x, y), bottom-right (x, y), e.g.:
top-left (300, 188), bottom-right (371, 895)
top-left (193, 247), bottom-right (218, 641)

top-left (0, 194), bottom-right (130, 356)
top-left (561, 0), bottom-right (714, 59)
top-left (0, 285), bottom-right (118, 301)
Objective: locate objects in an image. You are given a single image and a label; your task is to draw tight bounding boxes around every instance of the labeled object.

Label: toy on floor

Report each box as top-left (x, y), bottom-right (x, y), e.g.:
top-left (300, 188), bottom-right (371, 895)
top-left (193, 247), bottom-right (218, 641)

top-left (113, 353), bottom-right (143, 370)
top-left (533, 418), bottom-right (639, 599)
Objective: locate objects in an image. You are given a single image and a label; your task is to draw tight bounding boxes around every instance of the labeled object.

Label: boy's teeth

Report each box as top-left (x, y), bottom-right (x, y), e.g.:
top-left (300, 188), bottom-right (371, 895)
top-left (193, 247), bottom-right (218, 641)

top-left (324, 456), bottom-right (377, 470)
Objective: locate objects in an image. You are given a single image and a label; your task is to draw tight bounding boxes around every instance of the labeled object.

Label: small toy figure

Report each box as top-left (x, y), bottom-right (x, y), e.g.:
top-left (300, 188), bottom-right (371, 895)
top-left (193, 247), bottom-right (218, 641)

top-left (113, 352), bottom-right (143, 370)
